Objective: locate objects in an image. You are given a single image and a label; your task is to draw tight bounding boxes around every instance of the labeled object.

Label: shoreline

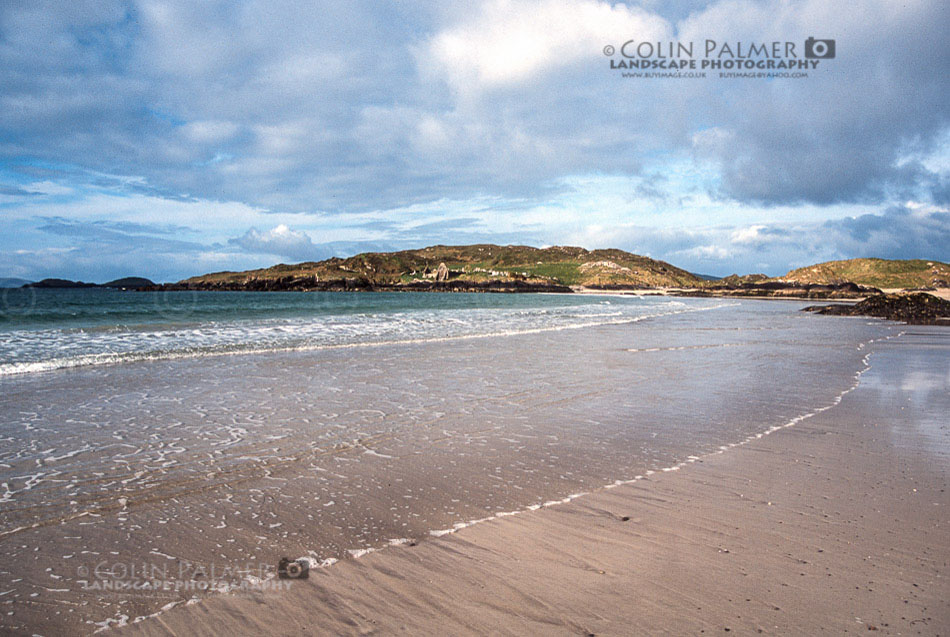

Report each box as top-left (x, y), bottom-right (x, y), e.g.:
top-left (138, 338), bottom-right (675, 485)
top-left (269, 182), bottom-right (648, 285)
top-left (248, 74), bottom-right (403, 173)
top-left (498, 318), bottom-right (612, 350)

top-left (149, 285), bottom-right (950, 303)
top-left (577, 286), bottom-right (950, 303)
top-left (0, 300), bottom-right (736, 378)
top-left (119, 328), bottom-right (949, 636)
top-left (12, 282), bottom-right (950, 303)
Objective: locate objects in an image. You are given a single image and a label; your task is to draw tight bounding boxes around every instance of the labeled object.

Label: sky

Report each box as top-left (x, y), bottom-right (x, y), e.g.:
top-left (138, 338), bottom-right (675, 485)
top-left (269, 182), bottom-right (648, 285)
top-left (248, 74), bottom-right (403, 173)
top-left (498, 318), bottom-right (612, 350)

top-left (0, 0), bottom-right (948, 282)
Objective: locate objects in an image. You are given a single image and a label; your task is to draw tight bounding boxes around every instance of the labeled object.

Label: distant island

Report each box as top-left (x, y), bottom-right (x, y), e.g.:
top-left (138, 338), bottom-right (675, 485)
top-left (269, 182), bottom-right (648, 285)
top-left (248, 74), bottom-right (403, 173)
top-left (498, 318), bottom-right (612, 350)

top-left (150, 245), bottom-right (949, 301)
top-left (11, 248), bottom-right (950, 303)
top-left (23, 277), bottom-right (155, 289)
top-left (167, 245), bottom-right (697, 294)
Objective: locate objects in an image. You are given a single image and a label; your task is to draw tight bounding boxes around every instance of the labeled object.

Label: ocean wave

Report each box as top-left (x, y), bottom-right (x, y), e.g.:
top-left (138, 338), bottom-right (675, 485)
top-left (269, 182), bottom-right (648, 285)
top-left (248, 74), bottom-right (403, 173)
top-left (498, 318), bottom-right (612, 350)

top-left (0, 299), bottom-right (733, 376)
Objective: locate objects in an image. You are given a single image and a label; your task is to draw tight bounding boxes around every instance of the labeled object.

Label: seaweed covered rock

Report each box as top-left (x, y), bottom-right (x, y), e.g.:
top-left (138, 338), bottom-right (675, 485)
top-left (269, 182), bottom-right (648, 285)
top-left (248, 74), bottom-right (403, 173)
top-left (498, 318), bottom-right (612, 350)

top-left (802, 293), bottom-right (950, 325)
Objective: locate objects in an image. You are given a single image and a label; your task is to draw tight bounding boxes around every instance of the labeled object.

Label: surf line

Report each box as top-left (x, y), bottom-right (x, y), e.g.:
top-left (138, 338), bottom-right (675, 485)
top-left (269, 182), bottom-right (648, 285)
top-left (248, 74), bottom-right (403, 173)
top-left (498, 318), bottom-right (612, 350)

top-left (1, 302), bottom-right (736, 376)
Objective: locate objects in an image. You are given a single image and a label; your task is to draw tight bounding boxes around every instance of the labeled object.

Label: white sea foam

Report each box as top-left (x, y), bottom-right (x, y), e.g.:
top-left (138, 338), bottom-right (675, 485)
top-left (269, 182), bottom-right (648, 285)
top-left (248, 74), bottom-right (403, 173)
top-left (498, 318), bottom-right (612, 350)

top-left (0, 299), bottom-right (735, 376)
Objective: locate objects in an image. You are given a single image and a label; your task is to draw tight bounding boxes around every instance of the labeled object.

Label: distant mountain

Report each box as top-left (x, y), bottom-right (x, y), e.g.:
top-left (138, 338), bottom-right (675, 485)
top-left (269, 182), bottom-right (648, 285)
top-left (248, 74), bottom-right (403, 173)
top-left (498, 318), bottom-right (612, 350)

top-left (24, 277), bottom-right (155, 289)
top-left (779, 259), bottom-right (950, 289)
top-left (0, 277), bottom-right (31, 288)
top-left (180, 244), bottom-right (705, 291)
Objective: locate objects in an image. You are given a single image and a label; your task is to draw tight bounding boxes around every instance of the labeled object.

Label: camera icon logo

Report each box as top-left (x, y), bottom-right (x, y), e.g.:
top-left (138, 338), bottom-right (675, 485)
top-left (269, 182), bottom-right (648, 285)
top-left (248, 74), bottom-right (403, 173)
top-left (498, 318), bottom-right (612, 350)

top-left (278, 557), bottom-right (309, 579)
top-left (804, 37), bottom-right (835, 59)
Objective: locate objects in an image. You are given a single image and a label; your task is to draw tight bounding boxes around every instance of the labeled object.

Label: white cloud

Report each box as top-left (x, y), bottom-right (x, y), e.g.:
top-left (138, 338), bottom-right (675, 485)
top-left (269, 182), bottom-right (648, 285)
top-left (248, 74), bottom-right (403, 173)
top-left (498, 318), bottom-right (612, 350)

top-left (420, 0), bottom-right (669, 94)
top-left (730, 225), bottom-right (767, 245)
top-left (24, 181), bottom-right (75, 196)
top-left (684, 244), bottom-right (733, 260)
top-left (181, 120), bottom-right (239, 144)
top-left (229, 224), bottom-right (318, 260)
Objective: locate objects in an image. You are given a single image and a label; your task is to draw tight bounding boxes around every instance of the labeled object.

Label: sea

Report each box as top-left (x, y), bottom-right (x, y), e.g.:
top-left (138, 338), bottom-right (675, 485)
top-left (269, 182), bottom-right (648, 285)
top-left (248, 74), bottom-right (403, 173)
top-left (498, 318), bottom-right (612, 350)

top-left (2, 288), bottom-right (739, 376)
top-left (0, 288), bottom-right (910, 633)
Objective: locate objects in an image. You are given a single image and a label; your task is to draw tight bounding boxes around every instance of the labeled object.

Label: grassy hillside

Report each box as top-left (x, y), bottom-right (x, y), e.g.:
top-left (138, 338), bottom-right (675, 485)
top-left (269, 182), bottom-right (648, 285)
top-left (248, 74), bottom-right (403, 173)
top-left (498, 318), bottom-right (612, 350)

top-left (779, 258), bottom-right (950, 289)
top-left (183, 244), bottom-right (704, 289)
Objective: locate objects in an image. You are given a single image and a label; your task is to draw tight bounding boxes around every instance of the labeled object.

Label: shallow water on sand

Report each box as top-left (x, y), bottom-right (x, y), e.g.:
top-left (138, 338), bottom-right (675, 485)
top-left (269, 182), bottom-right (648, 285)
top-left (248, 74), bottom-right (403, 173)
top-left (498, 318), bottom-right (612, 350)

top-left (857, 329), bottom-right (950, 458)
top-left (0, 296), bottom-right (903, 633)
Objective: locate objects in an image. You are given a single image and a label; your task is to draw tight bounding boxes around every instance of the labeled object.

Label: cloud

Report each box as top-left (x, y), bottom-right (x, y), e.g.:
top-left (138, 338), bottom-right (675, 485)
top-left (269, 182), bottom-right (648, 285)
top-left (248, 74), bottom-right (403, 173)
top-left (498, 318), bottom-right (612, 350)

top-left (562, 203), bottom-right (949, 276)
top-left (400, 217), bottom-right (483, 235)
top-left (38, 216), bottom-right (193, 237)
top-left (1, 0), bottom-right (949, 282)
top-left (681, 0), bottom-right (950, 205)
top-left (37, 217), bottom-right (205, 253)
top-left (2, 0), bottom-right (946, 214)
top-left (228, 224), bottom-right (321, 261)
top-left (823, 204), bottom-right (950, 260)
top-left (419, 0), bottom-right (668, 93)
top-left (729, 224), bottom-right (768, 246)
top-left (0, 216), bottom-right (227, 283)
top-left (181, 120), bottom-right (239, 144)
top-left (729, 224), bottom-right (791, 248)
top-left (0, 185), bottom-right (41, 201)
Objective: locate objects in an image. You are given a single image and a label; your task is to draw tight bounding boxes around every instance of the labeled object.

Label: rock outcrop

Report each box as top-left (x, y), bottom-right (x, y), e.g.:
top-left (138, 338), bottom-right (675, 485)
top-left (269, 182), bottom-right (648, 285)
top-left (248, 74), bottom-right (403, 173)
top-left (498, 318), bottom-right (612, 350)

top-left (435, 262), bottom-right (449, 282)
top-left (684, 280), bottom-right (878, 299)
top-left (802, 293), bottom-right (950, 325)
top-left (144, 277), bottom-right (572, 294)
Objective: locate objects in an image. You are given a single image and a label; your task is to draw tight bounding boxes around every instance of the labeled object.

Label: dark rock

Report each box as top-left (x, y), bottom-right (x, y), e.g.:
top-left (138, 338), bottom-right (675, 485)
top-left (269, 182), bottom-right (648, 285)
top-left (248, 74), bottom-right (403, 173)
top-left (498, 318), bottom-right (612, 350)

top-left (24, 277), bottom-right (155, 289)
top-left (583, 283), bottom-right (649, 291)
top-left (102, 277), bottom-right (155, 289)
top-left (685, 280), bottom-right (880, 299)
top-left (394, 279), bottom-right (573, 294)
top-left (802, 293), bottom-right (950, 325)
top-left (144, 277), bottom-right (572, 295)
top-left (24, 278), bottom-right (99, 289)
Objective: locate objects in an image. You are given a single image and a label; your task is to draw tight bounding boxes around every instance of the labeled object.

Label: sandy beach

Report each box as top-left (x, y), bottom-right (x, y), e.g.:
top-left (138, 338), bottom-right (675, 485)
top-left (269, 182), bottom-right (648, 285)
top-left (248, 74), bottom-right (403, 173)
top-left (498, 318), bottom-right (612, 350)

top-left (4, 0), bottom-right (948, 634)
top-left (115, 327), bottom-right (949, 636)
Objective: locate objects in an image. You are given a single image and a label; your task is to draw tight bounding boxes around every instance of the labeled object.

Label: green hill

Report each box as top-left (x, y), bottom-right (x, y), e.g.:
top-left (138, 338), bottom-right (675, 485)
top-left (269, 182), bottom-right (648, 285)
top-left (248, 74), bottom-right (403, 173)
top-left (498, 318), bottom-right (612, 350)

top-left (778, 258), bottom-right (950, 289)
top-left (182, 244), bottom-right (703, 290)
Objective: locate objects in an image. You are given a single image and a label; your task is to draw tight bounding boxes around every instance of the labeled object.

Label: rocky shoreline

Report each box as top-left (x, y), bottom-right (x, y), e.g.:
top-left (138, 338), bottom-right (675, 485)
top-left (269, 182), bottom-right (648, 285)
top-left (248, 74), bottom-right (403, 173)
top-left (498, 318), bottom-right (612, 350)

top-left (139, 277), bottom-right (882, 299)
top-left (803, 292), bottom-right (950, 325)
top-left (141, 277), bottom-right (573, 294)
top-left (680, 280), bottom-right (878, 299)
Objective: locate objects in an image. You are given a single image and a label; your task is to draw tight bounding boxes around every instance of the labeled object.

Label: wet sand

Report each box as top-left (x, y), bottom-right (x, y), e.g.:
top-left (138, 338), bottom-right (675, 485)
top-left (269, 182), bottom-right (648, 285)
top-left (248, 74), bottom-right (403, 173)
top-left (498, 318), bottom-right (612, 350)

top-left (6, 299), bottom-right (899, 634)
top-left (120, 328), bottom-right (949, 635)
